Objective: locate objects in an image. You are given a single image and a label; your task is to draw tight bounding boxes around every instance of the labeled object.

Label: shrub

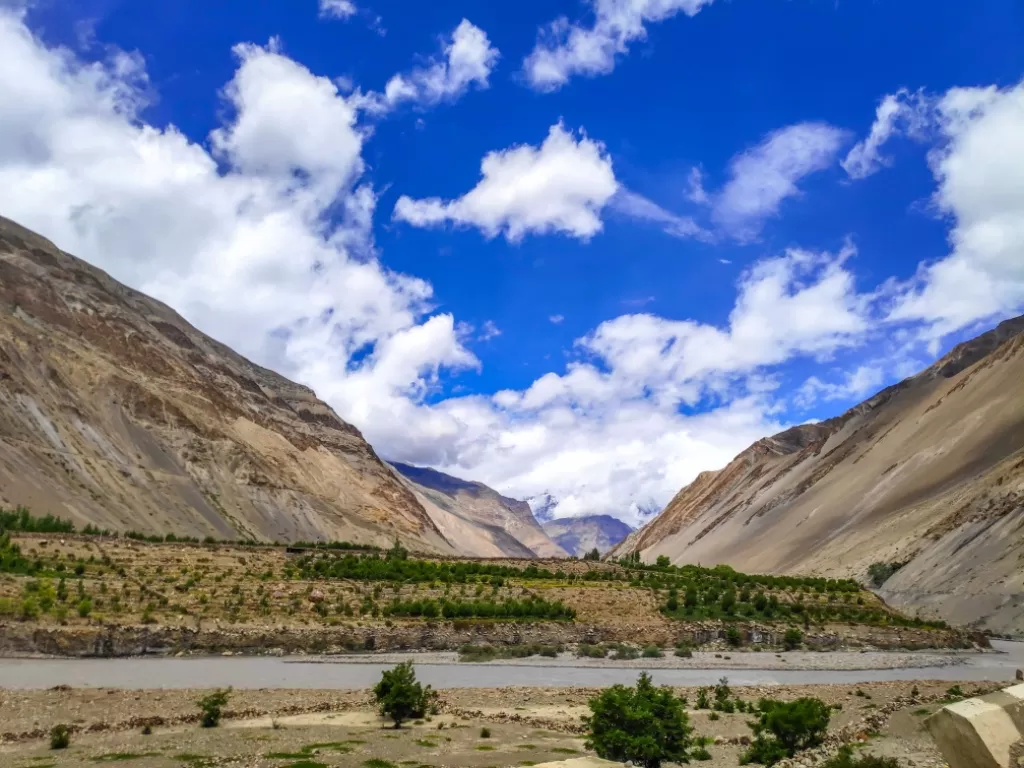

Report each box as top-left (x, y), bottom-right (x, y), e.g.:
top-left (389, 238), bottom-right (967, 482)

top-left (480, 727), bottom-right (491, 738)
top-left (577, 643), bottom-right (608, 659)
top-left (373, 661), bottom-right (437, 728)
top-left (197, 688), bottom-right (231, 728)
top-left (674, 643), bottom-right (693, 658)
top-left (77, 598), bottom-right (92, 618)
top-left (585, 672), bottom-right (693, 768)
top-left (50, 724), bottom-right (71, 749)
top-left (783, 628), bottom-right (803, 651)
top-left (725, 626), bottom-right (742, 647)
top-left (695, 687), bottom-right (710, 709)
top-left (821, 746), bottom-right (900, 768)
top-left (867, 562), bottom-right (904, 588)
top-left (610, 643), bottom-right (639, 660)
top-left (642, 645), bottom-right (664, 658)
top-left (741, 698), bottom-right (831, 766)
top-left (692, 746), bottom-right (712, 761)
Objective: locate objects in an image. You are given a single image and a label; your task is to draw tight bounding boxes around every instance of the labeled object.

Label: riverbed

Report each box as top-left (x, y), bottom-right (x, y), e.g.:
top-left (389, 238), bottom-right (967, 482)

top-left (0, 640), bottom-right (1020, 690)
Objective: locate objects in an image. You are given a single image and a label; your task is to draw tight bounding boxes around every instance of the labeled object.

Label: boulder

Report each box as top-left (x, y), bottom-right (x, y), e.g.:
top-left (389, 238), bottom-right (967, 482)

top-left (926, 684), bottom-right (1024, 768)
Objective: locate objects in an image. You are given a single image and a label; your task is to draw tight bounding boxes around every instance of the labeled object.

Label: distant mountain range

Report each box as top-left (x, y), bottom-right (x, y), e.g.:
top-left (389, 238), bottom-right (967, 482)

top-left (390, 462), bottom-right (567, 558)
top-left (542, 514), bottom-right (634, 556)
top-left (613, 315), bottom-right (1024, 637)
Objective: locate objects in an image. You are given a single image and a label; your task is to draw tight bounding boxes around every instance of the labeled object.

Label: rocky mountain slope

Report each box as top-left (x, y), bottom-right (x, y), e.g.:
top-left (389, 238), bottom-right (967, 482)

top-left (392, 462), bottom-right (567, 558)
top-left (542, 514), bottom-right (633, 556)
top-left (0, 215), bottom-right (460, 551)
top-left (613, 316), bottom-right (1024, 636)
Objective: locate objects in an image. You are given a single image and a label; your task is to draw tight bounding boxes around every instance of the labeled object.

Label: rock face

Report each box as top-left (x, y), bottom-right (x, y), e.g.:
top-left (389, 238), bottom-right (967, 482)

top-left (0, 215), bottom-right (455, 552)
top-left (391, 462), bottom-right (568, 558)
top-left (542, 515), bottom-right (634, 556)
top-left (926, 683), bottom-right (1024, 768)
top-left (613, 316), bottom-right (1024, 636)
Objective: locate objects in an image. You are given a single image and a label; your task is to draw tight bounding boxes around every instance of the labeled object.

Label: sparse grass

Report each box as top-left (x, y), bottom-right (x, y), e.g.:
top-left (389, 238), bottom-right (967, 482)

top-left (517, 744), bottom-right (537, 750)
top-left (414, 740), bottom-right (437, 748)
top-left (550, 747), bottom-right (581, 754)
top-left (913, 708), bottom-right (931, 716)
top-left (475, 745), bottom-right (496, 751)
top-left (364, 760), bottom-right (399, 768)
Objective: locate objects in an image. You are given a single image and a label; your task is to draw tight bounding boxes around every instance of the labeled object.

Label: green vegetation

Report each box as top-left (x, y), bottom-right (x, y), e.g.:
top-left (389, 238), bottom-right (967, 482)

top-left (585, 672), bottom-right (694, 768)
top-left (373, 661), bottom-right (438, 728)
top-left (197, 688), bottom-right (231, 728)
top-left (479, 727), bottom-right (491, 738)
top-left (90, 753), bottom-right (161, 762)
top-left (49, 724), bottom-right (71, 750)
top-left (459, 643), bottom-right (561, 661)
top-left (385, 596), bottom-right (574, 620)
top-left (583, 548), bottom-right (602, 561)
top-left (783, 628), bottom-right (804, 650)
top-left (867, 561), bottom-right (906, 588)
top-left (822, 746), bottom-right (900, 768)
top-left (741, 698), bottom-right (831, 767)
top-left (642, 645), bottom-right (664, 658)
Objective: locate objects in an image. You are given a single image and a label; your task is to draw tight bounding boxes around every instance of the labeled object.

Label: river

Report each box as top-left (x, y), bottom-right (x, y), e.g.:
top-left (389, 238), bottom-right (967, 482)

top-left (0, 640), bottom-right (1020, 691)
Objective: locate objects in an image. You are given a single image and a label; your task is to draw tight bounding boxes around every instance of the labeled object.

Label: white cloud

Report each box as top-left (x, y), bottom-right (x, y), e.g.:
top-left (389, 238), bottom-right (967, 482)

top-left (359, 19), bottom-right (498, 114)
top-left (686, 166), bottom-right (709, 204)
top-left (713, 122), bottom-right (849, 240)
top-left (609, 189), bottom-right (708, 240)
top-left (318, 0), bottom-right (356, 20)
top-left (524, 0), bottom-right (716, 92)
top-left (478, 320), bottom-right (502, 341)
top-left (842, 89), bottom-right (932, 179)
top-left (795, 365), bottom-right (884, 408)
top-left (393, 122), bottom-right (619, 242)
top-left (0, 9), bottom-right (476, 450)
top-left (888, 80), bottom-right (1024, 334)
top-left (549, 314), bottom-right (565, 324)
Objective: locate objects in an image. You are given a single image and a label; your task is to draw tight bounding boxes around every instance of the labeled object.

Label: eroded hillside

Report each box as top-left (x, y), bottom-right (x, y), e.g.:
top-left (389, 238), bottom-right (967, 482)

top-left (0, 216), bottom-right (454, 551)
top-left (613, 317), bottom-right (1024, 636)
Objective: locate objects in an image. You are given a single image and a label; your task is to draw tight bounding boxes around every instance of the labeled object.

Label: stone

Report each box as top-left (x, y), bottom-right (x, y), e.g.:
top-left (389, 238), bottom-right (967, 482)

top-left (1016, 670), bottom-right (1023, 682)
top-left (308, 589), bottom-right (326, 603)
top-left (926, 684), bottom-right (1024, 768)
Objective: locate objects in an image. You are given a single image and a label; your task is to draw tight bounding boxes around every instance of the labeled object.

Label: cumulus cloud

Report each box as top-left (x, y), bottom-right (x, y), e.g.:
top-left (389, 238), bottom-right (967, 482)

top-left (549, 314), bottom-right (565, 324)
top-left (524, 0), bottom-right (716, 91)
top-left (0, 9), bottom-right (476, 443)
top-left (359, 19), bottom-right (499, 114)
top-left (393, 122), bottom-right (619, 242)
top-left (318, 0), bottom-right (356, 20)
top-left (887, 80), bottom-right (1024, 334)
top-left (713, 122), bottom-right (849, 240)
top-left (842, 89), bottom-right (932, 179)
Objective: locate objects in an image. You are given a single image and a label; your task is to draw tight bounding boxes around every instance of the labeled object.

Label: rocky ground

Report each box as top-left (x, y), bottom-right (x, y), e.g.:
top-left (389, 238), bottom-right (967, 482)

top-left (0, 681), bottom-right (996, 768)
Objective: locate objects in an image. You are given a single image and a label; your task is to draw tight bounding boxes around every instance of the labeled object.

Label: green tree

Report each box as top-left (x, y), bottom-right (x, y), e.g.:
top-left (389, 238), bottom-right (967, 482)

top-left (373, 661), bottom-right (437, 728)
top-left (742, 698), bottom-right (831, 766)
top-left (583, 548), bottom-right (602, 562)
top-left (50, 724), bottom-right (71, 750)
top-left (197, 688), bottom-right (232, 728)
top-left (655, 555), bottom-right (671, 569)
top-left (584, 672), bottom-right (693, 768)
top-left (725, 626), bottom-right (742, 647)
top-left (783, 628), bottom-right (803, 651)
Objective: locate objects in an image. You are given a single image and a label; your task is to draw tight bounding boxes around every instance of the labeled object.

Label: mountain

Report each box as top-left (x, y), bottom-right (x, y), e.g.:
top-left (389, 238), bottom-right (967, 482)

top-left (542, 515), bottom-right (634, 556)
top-left (613, 316), bottom-right (1024, 636)
top-left (0, 215), bottom-right (461, 551)
top-left (391, 462), bottom-right (568, 558)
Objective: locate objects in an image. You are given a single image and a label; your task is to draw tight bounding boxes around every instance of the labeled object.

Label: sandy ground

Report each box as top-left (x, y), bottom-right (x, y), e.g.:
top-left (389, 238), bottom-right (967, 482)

top-left (0, 681), bottom-right (993, 767)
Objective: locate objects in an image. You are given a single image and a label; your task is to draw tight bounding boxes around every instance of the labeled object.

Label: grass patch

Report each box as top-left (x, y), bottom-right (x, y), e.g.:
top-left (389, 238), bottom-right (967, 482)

top-left (475, 745), bottom-right (496, 751)
top-left (414, 740), bottom-right (437, 748)
top-left (550, 748), bottom-right (581, 754)
top-left (269, 742), bottom-right (359, 759)
top-left (913, 708), bottom-right (931, 716)
top-left (365, 760), bottom-right (399, 768)
top-left (517, 744), bottom-right (537, 750)
top-left (91, 755), bottom-right (162, 763)
top-left (174, 757), bottom-right (216, 768)
top-left (282, 762), bottom-right (328, 768)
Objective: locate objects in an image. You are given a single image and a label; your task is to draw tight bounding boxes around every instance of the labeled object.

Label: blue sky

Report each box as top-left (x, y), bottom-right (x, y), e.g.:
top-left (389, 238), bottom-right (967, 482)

top-left (2, 0), bottom-right (1023, 524)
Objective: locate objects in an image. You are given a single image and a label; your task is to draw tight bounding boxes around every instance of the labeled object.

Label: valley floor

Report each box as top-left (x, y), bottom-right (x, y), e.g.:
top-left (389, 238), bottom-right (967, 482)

top-left (0, 681), bottom-right (990, 768)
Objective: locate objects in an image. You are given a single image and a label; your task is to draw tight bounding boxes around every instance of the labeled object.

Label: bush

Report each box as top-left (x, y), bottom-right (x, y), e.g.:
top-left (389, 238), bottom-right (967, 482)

top-left (725, 626), bottom-right (742, 647)
top-left (610, 643), bottom-right (639, 660)
top-left (741, 698), bottom-right (831, 766)
top-left (692, 746), bottom-right (712, 761)
top-left (674, 643), bottom-right (693, 658)
top-left (50, 724), bottom-right (71, 749)
top-left (783, 628), bottom-right (803, 651)
top-left (197, 688), bottom-right (231, 728)
top-left (822, 746), bottom-right (900, 768)
top-left (585, 672), bottom-right (693, 768)
top-left (480, 727), bottom-right (491, 738)
top-left (373, 661), bottom-right (438, 728)
top-left (77, 598), bottom-right (93, 618)
top-left (577, 643), bottom-right (608, 659)
top-left (867, 562), bottom-right (905, 588)
top-left (642, 645), bottom-right (664, 658)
